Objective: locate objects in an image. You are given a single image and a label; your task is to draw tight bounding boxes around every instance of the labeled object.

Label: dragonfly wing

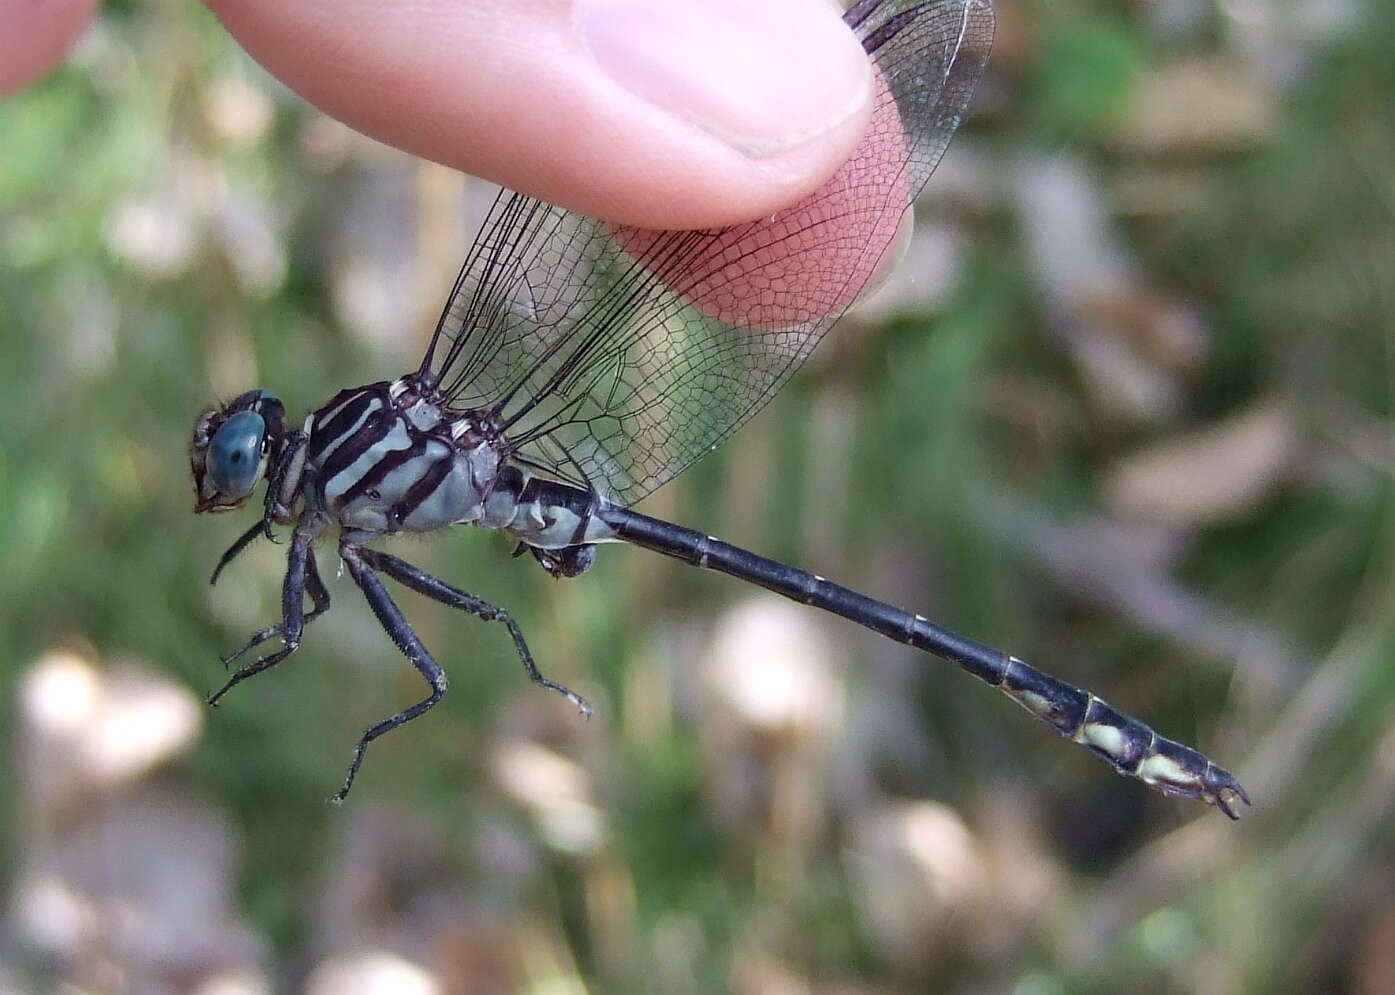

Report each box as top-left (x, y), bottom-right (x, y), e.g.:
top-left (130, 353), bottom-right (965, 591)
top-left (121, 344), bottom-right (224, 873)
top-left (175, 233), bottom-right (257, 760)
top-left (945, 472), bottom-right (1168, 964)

top-left (420, 0), bottom-right (994, 502)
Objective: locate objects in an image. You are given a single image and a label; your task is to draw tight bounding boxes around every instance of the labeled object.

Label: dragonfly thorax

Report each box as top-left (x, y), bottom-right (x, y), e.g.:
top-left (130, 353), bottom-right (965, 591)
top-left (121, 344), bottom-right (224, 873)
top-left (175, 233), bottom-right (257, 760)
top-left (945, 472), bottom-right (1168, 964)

top-left (299, 378), bottom-right (508, 537)
top-left (296, 376), bottom-right (616, 550)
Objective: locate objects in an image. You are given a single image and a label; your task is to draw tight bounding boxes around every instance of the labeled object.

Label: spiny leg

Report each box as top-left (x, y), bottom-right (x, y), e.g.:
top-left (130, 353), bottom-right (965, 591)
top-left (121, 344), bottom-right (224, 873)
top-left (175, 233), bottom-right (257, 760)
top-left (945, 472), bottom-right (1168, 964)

top-left (262, 429), bottom-right (306, 525)
top-left (255, 429), bottom-right (308, 548)
top-left (332, 544), bottom-right (449, 802)
top-left (358, 546), bottom-right (591, 716)
top-left (219, 548), bottom-right (330, 669)
top-left (210, 520), bottom-right (269, 586)
top-left (208, 526), bottom-right (321, 706)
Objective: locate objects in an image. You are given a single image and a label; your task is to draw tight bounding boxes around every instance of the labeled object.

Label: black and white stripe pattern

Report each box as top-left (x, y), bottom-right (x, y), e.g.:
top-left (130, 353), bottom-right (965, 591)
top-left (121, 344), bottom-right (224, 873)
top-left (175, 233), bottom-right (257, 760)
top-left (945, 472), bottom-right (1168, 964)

top-left (307, 384), bottom-right (394, 497)
top-left (307, 383), bottom-right (456, 532)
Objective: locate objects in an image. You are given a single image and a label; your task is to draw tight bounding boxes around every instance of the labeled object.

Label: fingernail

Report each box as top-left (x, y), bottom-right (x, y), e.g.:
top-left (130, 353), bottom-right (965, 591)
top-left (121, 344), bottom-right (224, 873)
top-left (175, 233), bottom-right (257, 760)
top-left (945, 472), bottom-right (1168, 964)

top-left (574, 0), bottom-right (871, 158)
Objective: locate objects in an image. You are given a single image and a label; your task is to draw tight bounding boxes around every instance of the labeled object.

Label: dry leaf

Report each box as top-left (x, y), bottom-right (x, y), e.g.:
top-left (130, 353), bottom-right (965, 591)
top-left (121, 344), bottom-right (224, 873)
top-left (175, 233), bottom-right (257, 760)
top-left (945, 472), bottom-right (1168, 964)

top-left (1105, 401), bottom-right (1297, 524)
top-left (1115, 57), bottom-right (1278, 154)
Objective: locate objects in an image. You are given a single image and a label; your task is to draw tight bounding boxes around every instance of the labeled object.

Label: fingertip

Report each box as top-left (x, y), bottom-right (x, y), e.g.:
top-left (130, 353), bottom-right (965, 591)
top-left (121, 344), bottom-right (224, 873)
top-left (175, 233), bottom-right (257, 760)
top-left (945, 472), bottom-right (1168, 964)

top-left (0, 0), bottom-right (99, 97)
top-left (573, 0), bottom-right (869, 161)
top-left (523, 96), bottom-right (874, 230)
top-left (206, 0), bottom-right (873, 228)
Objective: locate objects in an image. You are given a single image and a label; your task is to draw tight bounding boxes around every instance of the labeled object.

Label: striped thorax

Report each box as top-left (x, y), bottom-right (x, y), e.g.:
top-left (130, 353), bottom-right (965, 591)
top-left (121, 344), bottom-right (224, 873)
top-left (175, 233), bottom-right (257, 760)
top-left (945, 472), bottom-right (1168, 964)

top-left (305, 378), bottom-right (501, 535)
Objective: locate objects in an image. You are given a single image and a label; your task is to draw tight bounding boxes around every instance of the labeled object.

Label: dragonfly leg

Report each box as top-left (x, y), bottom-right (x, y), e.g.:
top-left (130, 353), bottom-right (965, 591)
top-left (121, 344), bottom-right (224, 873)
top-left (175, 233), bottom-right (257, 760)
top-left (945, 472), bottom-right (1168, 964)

top-left (358, 546), bottom-right (592, 717)
top-left (218, 547), bottom-right (330, 669)
top-left (330, 544), bottom-right (450, 802)
top-left (208, 526), bottom-right (322, 705)
top-left (209, 520), bottom-right (268, 586)
top-left (262, 429), bottom-right (308, 528)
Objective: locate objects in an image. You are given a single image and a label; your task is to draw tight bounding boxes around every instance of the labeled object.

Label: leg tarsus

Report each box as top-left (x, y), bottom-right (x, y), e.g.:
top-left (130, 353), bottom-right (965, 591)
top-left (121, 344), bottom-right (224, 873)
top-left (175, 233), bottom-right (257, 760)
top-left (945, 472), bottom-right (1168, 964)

top-left (331, 544), bottom-right (450, 801)
top-left (218, 551), bottom-right (330, 669)
top-left (208, 641), bottom-right (299, 706)
top-left (498, 611), bottom-right (592, 717)
top-left (329, 668), bottom-right (447, 803)
top-left (208, 528), bottom-right (321, 704)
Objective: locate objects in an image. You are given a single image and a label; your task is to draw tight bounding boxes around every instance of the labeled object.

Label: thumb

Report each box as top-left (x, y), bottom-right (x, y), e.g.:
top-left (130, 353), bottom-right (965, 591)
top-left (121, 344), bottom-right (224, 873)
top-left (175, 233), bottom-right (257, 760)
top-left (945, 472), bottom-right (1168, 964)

top-left (205, 0), bottom-right (873, 229)
top-left (0, 0), bottom-right (98, 96)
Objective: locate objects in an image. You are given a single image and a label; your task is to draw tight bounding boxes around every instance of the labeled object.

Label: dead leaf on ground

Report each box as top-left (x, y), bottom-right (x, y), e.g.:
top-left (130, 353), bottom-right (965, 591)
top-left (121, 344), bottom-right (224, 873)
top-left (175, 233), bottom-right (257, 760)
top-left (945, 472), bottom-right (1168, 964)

top-left (1115, 57), bottom-right (1279, 155)
top-left (1105, 401), bottom-right (1299, 524)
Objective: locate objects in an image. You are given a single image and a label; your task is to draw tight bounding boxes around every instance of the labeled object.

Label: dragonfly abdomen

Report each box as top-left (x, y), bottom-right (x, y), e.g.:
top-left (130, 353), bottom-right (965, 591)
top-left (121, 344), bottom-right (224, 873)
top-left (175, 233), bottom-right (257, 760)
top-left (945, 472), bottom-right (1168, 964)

top-left (601, 503), bottom-right (1249, 818)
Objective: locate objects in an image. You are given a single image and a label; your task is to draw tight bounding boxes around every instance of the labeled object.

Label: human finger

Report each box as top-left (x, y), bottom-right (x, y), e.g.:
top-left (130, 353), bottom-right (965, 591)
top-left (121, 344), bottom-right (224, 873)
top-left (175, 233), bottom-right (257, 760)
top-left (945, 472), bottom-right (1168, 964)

top-left (204, 0), bottom-right (873, 229)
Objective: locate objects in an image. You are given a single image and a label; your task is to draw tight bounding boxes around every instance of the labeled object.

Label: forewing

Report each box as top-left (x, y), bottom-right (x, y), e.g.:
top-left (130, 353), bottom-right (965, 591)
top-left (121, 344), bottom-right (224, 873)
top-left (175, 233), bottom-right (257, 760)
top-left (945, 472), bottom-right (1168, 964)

top-left (421, 0), bottom-right (994, 502)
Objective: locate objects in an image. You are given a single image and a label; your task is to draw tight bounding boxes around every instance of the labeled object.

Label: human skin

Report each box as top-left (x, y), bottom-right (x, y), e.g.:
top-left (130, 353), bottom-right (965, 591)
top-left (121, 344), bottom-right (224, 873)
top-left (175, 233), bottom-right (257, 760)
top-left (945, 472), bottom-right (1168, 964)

top-left (0, 0), bottom-right (873, 230)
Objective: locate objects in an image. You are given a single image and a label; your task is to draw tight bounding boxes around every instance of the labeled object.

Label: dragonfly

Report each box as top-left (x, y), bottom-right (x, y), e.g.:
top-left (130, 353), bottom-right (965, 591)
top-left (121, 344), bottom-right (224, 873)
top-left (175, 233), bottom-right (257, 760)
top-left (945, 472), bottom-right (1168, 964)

top-left (188, 0), bottom-right (1248, 817)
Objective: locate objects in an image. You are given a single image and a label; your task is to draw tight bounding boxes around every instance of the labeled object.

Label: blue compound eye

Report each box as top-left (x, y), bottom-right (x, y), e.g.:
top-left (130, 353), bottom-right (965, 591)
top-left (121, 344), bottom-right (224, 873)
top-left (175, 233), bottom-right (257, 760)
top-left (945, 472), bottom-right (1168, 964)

top-left (208, 410), bottom-right (267, 497)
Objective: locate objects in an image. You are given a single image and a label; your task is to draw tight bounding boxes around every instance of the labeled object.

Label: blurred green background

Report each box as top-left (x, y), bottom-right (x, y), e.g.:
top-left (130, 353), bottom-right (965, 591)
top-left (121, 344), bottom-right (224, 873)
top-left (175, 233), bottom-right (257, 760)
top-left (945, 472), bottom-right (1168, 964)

top-left (2, 1), bottom-right (1394, 993)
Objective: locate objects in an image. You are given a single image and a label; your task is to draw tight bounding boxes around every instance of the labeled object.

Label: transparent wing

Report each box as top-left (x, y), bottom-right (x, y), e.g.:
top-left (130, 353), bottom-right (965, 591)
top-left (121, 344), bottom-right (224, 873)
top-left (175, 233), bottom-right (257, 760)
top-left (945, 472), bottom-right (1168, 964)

top-left (419, 0), bottom-right (994, 503)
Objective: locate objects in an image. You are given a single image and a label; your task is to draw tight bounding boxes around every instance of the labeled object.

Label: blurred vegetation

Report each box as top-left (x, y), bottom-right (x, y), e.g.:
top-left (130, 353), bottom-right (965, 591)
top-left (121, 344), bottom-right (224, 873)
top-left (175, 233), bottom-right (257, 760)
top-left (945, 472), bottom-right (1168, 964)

top-left (1, 1), bottom-right (1394, 993)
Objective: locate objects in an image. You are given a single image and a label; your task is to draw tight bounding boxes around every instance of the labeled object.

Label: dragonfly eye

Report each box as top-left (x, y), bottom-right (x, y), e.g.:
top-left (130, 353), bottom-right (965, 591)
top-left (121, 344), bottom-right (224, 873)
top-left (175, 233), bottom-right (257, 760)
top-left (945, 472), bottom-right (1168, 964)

top-left (207, 410), bottom-right (268, 498)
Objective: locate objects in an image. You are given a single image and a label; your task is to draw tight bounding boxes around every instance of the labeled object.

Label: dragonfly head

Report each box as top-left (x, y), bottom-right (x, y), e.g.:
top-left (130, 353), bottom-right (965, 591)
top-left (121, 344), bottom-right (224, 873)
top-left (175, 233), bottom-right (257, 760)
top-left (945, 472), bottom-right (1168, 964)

top-left (190, 389), bottom-right (287, 513)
